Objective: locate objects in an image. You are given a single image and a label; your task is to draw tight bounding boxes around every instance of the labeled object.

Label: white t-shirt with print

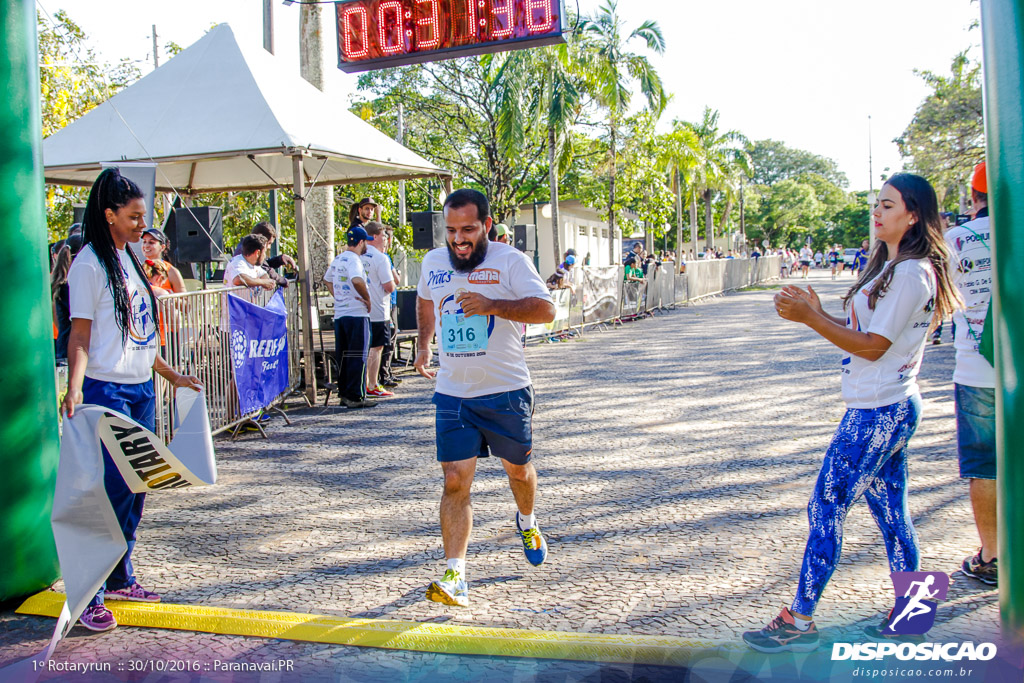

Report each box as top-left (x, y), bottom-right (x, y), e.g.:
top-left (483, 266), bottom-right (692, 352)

top-left (223, 254), bottom-right (265, 289)
top-left (68, 245), bottom-right (158, 384)
top-left (946, 215), bottom-right (994, 388)
top-left (360, 245), bottom-right (394, 323)
top-left (840, 259), bottom-right (936, 409)
top-left (325, 251), bottom-right (369, 318)
top-left (417, 242), bottom-right (552, 398)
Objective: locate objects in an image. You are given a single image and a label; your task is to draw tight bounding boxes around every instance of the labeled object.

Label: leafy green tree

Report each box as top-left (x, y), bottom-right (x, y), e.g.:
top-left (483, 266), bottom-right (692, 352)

top-left (580, 0), bottom-right (667, 262)
top-left (616, 112), bottom-right (675, 240)
top-left (678, 108), bottom-right (749, 250)
top-left (745, 179), bottom-right (819, 248)
top-left (355, 54), bottom-right (550, 222)
top-left (895, 51), bottom-right (984, 209)
top-left (39, 10), bottom-right (140, 240)
top-left (660, 122), bottom-right (704, 260)
top-left (747, 139), bottom-right (848, 188)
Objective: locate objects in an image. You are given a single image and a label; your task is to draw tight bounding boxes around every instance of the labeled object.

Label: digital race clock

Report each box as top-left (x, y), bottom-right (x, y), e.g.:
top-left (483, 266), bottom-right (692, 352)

top-left (334, 0), bottom-right (565, 73)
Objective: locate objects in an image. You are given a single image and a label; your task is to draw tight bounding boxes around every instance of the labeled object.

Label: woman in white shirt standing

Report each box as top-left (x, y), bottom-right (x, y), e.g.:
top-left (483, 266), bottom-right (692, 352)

top-left (60, 168), bottom-right (200, 633)
top-left (743, 173), bottom-right (960, 653)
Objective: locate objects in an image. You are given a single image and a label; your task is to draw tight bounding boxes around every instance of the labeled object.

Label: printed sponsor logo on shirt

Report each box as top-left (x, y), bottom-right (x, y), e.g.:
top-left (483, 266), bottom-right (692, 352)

top-left (468, 268), bottom-right (501, 285)
top-left (128, 290), bottom-right (157, 345)
top-left (427, 269), bottom-right (454, 288)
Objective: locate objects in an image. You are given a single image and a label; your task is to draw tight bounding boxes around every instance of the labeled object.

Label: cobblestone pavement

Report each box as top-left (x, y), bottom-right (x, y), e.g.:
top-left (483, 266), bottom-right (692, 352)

top-left (0, 269), bottom-right (1003, 681)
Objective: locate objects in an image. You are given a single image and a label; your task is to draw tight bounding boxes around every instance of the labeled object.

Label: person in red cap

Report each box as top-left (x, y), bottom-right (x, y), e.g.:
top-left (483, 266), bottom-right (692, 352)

top-left (946, 160), bottom-right (997, 586)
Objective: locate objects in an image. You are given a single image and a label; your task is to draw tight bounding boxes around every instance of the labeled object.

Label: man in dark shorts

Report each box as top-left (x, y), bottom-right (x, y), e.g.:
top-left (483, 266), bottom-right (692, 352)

top-left (415, 189), bottom-right (556, 606)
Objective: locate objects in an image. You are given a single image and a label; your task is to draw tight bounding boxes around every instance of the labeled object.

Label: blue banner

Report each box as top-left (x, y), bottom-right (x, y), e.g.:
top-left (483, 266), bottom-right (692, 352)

top-left (227, 290), bottom-right (289, 415)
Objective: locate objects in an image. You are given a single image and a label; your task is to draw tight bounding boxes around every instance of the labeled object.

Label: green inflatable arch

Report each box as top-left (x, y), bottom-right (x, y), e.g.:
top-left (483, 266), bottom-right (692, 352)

top-left (0, 0), bottom-right (60, 601)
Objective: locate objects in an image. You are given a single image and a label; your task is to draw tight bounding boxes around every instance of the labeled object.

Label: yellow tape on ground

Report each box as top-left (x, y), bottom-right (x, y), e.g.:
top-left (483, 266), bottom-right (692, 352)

top-left (17, 591), bottom-right (739, 666)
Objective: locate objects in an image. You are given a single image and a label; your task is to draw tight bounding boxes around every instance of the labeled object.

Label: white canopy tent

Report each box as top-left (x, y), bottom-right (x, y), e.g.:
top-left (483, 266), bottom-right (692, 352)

top-left (43, 23), bottom-right (450, 399)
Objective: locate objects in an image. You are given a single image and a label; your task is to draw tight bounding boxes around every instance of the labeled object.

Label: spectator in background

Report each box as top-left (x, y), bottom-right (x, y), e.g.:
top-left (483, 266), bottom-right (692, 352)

top-left (141, 228), bottom-right (186, 295)
top-left (51, 224), bottom-right (84, 360)
top-left (546, 254), bottom-right (576, 292)
top-left (361, 221), bottom-right (398, 399)
top-left (324, 226), bottom-right (375, 409)
top-left (854, 239), bottom-right (871, 276)
top-left (947, 161), bottom-right (997, 586)
top-left (623, 255), bottom-right (645, 282)
top-left (494, 223), bottom-right (510, 245)
top-left (224, 235), bottom-right (276, 291)
top-left (379, 225), bottom-right (401, 389)
top-left (584, 252), bottom-right (592, 266)
top-left (232, 222), bottom-right (296, 288)
top-left (349, 197), bottom-right (379, 230)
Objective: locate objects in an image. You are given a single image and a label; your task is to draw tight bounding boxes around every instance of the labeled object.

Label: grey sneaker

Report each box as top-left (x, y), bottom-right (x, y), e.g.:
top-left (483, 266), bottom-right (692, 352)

top-left (426, 569), bottom-right (469, 607)
top-left (961, 550), bottom-right (998, 586)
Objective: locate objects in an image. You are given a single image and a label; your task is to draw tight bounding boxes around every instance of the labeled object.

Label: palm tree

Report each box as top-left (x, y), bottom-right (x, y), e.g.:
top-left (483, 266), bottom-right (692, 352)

top-left (680, 108), bottom-right (750, 251)
top-left (533, 40), bottom-right (587, 268)
top-left (580, 0), bottom-right (667, 264)
top-left (660, 124), bottom-right (703, 261)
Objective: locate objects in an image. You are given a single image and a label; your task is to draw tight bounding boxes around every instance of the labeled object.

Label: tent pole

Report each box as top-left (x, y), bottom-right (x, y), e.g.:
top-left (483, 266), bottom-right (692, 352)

top-left (292, 154), bottom-right (317, 403)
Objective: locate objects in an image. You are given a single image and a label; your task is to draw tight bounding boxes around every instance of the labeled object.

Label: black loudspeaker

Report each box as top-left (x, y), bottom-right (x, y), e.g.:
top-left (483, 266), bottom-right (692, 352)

top-left (396, 289), bottom-right (419, 331)
top-left (72, 204), bottom-right (86, 225)
top-left (513, 224), bottom-right (537, 252)
top-left (172, 207), bottom-right (223, 263)
top-left (411, 211), bottom-right (445, 250)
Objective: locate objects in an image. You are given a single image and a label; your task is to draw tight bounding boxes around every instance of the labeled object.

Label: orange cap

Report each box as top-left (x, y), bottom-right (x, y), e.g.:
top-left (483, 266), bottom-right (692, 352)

top-left (972, 161), bottom-right (987, 194)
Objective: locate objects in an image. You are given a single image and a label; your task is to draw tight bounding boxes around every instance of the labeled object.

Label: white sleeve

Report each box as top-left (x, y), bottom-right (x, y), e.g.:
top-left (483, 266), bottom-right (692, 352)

top-left (508, 251), bottom-right (553, 302)
top-left (68, 256), bottom-right (103, 321)
top-left (866, 265), bottom-right (933, 343)
top-left (375, 253), bottom-right (393, 285)
top-left (416, 256), bottom-right (432, 298)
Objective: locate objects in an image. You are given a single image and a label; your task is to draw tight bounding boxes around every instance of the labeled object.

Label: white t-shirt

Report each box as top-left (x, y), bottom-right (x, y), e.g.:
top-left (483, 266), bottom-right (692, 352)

top-left (946, 215), bottom-right (995, 388)
top-left (68, 245), bottom-right (158, 384)
top-left (800, 247), bottom-right (813, 262)
top-left (360, 244), bottom-right (394, 323)
top-left (840, 259), bottom-right (936, 409)
top-left (223, 254), bottom-right (265, 289)
top-left (417, 242), bottom-right (552, 398)
top-left (325, 251), bottom-right (369, 318)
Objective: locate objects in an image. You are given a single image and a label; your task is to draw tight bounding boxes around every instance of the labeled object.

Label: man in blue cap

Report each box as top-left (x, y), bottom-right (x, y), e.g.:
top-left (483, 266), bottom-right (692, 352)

top-left (323, 226), bottom-right (377, 409)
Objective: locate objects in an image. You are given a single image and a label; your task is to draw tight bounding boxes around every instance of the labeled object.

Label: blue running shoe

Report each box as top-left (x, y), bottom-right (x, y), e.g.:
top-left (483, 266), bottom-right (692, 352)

top-left (426, 569), bottom-right (469, 607)
top-left (517, 512), bottom-right (548, 566)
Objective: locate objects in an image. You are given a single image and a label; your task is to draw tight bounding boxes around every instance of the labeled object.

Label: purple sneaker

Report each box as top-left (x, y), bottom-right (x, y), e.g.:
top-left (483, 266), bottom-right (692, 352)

top-left (104, 582), bottom-right (161, 603)
top-left (78, 605), bottom-right (117, 632)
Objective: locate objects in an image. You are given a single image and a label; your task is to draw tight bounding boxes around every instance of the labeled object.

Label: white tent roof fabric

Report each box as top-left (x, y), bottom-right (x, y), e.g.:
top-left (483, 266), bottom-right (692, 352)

top-left (43, 24), bottom-right (448, 193)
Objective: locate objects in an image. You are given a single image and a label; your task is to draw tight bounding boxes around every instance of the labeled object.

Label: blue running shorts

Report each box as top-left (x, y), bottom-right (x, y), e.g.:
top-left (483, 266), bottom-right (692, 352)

top-left (432, 386), bottom-right (534, 465)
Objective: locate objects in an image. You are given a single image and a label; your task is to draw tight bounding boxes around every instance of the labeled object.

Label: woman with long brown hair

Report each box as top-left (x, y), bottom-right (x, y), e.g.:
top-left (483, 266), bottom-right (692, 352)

top-left (743, 173), bottom-right (959, 652)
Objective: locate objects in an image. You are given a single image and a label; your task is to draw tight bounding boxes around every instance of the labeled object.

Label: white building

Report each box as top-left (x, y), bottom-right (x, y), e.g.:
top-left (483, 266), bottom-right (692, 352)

top-left (519, 200), bottom-right (639, 277)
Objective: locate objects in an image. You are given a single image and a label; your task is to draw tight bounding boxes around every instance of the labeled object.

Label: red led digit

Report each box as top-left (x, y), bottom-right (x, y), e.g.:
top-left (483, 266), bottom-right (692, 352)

top-left (377, 0), bottom-right (406, 56)
top-left (342, 5), bottom-right (370, 59)
top-left (525, 0), bottom-right (554, 33)
top-left (415, 0), bottom-right (440, 50)
top-left (490, 0), bottom-right (514, 39)
top-left (452, 0), bottom-right (478, 44)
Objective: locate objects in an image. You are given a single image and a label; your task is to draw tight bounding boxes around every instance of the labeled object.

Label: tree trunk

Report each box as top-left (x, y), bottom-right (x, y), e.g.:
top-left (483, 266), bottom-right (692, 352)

top-left (608, 118), bottom-right (617, 264)
top-left (674, 170), bottom-right (684, 263)
top-left (549, 126), bottom-right (561, 269)
top-left (721, 198), bottom-right (734, 250)
top-left (704, 188), bottom-right (714, 251)
top-left (689, 195), bottom-right (698, 257)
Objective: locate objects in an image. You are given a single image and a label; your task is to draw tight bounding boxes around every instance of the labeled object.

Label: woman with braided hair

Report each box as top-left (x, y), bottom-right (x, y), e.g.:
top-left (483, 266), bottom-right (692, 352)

top-left (743, 173), bottom-right (960, 653)
top-left (60, 168), bottom-right (201, 633)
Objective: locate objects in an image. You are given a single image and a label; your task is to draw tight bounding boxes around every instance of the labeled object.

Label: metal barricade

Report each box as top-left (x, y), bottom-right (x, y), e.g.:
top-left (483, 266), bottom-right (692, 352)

top-left (153, 284), bottom-right (302, 442)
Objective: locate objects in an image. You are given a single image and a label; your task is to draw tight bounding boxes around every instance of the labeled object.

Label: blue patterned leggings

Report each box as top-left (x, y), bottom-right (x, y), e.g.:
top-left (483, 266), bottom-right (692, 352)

top-left (791, 394), bottom-right (922, 617)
